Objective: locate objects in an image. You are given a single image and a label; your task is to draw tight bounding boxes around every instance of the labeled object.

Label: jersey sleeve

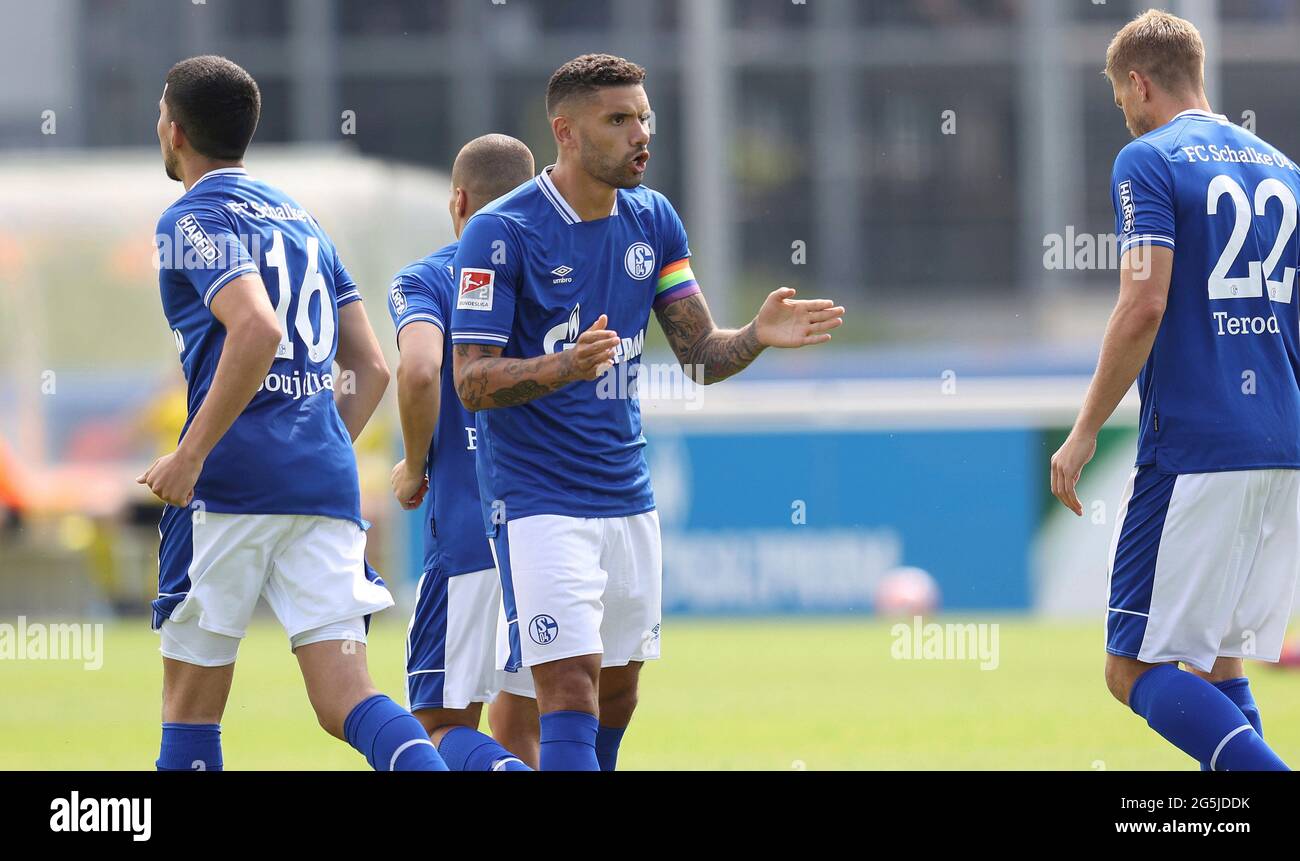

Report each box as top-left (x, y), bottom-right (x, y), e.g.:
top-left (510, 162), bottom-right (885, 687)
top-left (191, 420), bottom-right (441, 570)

top-left (450, 215), bottom-right (518, 348)
top-left (652, 195), bottom-right (700, 309)
top-left (1113, 140), bottom-right (1176, 256)
top-left (333, 246), bottom-right (362, 308)
top-left (158, 204), bottom-right (259, 308)
top-left (387, 265), bottom-right (448, 344)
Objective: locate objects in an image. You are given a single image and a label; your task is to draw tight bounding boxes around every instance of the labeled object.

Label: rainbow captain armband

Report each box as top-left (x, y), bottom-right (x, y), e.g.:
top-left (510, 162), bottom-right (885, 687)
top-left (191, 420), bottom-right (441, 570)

top-left (653, 259), bottom-right (701, 309)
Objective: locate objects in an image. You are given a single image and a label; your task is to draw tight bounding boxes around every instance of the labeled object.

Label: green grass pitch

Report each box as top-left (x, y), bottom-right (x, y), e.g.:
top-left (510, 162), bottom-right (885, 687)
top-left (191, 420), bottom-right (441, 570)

top-left (5, 616), bottom-right (1300, 770)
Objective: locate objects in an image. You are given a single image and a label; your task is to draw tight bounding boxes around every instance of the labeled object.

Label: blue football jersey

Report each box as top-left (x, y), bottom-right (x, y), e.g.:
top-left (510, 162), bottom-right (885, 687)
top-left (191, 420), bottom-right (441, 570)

top-left (1114, 109), bottom-right (1300, 472)
top-left (387, 242), bottom-right (495, 576)
top-left (449, 167), bottom-right (699, 523)
top-left (154, 167), bottom-right (362, 524)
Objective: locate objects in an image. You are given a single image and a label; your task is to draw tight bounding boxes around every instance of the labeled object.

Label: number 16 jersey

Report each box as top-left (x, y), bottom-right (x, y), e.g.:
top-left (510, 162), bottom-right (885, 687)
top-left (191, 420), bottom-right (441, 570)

top-left (154, 167), bottom-right (362, 525)
top-left (1114, 109), bottom-right (1300, 473)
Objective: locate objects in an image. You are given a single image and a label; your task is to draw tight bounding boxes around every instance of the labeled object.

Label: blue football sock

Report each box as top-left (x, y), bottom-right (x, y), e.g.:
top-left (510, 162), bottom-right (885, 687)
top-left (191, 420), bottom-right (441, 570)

top-left (342, 694), bottom-right (448, 771)
top-left (1214, 677), bottom-right (1263, 736)
top-left (157, 723), bottom-right (222, 771)
top-left (1130, 665), bottom-right (1288, 771)
top-left (539, 711), bottom-right (600, 771)
top-left (1200, 677), bottom-right (1263, 771)
top-left (437, 726), bottom-right (532, 771)
top-left (595, 724), bottom-right (627, 772)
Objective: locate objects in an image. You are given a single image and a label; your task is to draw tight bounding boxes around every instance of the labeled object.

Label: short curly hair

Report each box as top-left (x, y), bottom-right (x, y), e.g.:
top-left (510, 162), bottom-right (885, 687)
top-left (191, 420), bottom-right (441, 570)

top-left (164, 55), bottom-right (261, 161)
top-left (546, 54), bottom-right (647, 117)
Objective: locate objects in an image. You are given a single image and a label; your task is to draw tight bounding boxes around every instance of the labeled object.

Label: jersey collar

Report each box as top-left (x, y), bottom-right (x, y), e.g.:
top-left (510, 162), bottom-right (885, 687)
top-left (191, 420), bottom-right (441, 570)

top-left (187, 166), bottom-right (248, 194)
top-left (1173, 109), bottom-right (1231, 125)
top-left (536, 165), bottom-right (618, 225)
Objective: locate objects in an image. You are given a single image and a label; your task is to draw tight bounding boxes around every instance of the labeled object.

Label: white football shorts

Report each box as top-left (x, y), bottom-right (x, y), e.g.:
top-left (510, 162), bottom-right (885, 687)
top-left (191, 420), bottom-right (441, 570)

top-left (492, 511), bottom-right (663, 671)
top-left (1107, 466), bottom-right (1300, 672)
top-left (405, 566), bottom-right (535, 711)
top-left (155, 511), bottom-right (394, 667)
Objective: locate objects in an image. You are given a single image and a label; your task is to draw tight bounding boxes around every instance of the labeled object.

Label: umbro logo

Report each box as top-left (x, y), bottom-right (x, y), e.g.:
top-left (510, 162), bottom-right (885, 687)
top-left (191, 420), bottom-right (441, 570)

top-left (552, 265), bottom-right (574, 284)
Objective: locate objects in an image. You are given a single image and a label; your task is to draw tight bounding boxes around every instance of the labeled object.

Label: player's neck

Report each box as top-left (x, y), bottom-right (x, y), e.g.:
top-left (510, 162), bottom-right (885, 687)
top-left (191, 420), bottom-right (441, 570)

top-left (1155, 93), bottom-right (1214, 129)
top-left (548, 161), bottom-right (617, 222)
top-left (180, 158), bottom-right (245, 192)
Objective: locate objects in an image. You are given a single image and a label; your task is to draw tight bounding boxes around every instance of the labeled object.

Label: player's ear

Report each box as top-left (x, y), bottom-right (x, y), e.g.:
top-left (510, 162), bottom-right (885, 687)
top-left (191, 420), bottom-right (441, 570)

top-left (552, 114), bottom-right (573, 148)
top-left (1129, 70), bottom-right (1148, 102)
top-left (168, 121), bottom-right (186, 153)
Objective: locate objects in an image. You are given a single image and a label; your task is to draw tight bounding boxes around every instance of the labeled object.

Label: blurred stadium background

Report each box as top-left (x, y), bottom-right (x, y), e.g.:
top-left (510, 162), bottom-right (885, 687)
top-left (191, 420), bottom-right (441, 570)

top-left (3, 0), bottom-right (1300, 769)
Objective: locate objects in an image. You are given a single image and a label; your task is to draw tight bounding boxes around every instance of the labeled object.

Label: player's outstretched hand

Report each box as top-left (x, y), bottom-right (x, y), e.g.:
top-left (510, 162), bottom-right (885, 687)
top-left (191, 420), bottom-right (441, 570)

top-left (136, 448), bottom-right (202, 508)
top-left (1050, 433), bottom-right (1097, 517)
top-left (563, 314), bottom-right (621, 381)
top-left (392, 459), bottom-right (429, 511)
top-left (754, 288), bottom-right (846, 348)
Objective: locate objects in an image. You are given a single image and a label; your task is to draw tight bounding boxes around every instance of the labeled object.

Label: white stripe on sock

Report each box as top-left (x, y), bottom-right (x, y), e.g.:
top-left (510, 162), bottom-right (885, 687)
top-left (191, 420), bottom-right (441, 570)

top-left (1210, 724), bottom-right (1253, 772)
top-left (389, 737), bottom-right (436, 771)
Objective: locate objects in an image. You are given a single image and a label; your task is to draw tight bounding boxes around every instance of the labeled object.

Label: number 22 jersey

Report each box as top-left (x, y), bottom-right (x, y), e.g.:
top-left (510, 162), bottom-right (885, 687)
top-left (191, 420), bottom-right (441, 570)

top-left (1114, 109), bottom-right (1300, 473)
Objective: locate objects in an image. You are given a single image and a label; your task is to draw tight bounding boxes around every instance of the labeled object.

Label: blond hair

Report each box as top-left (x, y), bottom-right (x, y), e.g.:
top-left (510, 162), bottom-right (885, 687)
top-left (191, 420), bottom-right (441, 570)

top-left (1105, 9), bottom-right (1205, 95)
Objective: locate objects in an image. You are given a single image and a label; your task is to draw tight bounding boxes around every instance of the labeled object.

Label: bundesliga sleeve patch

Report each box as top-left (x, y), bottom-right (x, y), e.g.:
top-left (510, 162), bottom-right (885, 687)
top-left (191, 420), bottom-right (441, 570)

top-left (457, 268), bottom-right (495, 312)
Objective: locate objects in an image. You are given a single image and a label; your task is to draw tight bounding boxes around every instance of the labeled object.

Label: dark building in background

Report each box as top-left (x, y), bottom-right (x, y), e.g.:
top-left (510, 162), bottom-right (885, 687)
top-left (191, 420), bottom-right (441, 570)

top-left (6, 0), bottom-right (1300, 332)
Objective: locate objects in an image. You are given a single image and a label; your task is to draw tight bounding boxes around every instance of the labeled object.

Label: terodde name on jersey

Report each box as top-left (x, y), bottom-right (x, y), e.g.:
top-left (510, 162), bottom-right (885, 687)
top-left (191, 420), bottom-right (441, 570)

top-left (1213, 311), bottom-right (1282, 337)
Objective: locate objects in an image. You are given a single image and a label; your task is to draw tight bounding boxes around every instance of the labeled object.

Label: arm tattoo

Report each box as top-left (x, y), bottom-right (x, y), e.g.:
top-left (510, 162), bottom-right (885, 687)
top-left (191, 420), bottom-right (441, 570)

top-left (655, 294), bottom-right (764, 384)
top-left (454, 343), bottom-right (570, 411)
top-left (454, 343), bottom-right (492, 410)
top-left (487, 379), bottom-right (561, 408)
